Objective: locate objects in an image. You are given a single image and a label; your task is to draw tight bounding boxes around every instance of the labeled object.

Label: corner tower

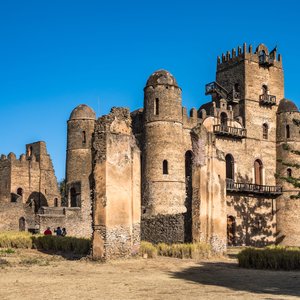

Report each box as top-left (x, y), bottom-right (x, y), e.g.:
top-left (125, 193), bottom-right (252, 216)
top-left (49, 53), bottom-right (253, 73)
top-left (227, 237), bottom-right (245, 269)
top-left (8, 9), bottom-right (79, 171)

top-left (142, 70), bottom-right (187, 243)
top-left (276, 99), bottom-right (300, 246)
top-left (66, 104), bottom-right (96, 237)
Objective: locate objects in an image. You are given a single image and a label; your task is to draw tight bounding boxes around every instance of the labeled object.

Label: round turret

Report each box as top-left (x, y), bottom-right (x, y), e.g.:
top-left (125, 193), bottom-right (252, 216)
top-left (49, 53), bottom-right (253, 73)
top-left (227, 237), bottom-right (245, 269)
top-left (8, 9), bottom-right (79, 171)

top-left (66, 104), bottom-right (96, 236)
top-left (276, 98), bottom-right (300, 246)
top-left (142, 70), bottom-right (187, 243)
top-left (69, 104), bottom-right (96, 120)
top-left (277, 98), bottom-right (299, 114)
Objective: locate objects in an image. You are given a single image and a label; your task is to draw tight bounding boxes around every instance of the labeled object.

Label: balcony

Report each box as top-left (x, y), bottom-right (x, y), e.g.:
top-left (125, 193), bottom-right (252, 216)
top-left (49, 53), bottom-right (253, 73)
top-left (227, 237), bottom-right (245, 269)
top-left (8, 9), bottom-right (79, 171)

top-left (213, 125), bottom-right (246, 139)
top-left (259, 93), bottom-right (276, 106)
top-left (226, 179), bottom-right (282, 196)
top-left (205, 82), bottom-right (240, 104)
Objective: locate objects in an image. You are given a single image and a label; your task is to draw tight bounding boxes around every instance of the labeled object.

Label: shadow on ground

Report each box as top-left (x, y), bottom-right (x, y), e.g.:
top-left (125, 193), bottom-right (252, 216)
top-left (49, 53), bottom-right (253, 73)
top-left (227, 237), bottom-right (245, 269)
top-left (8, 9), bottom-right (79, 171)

top-left (170, 261), bottom-right (300, 297)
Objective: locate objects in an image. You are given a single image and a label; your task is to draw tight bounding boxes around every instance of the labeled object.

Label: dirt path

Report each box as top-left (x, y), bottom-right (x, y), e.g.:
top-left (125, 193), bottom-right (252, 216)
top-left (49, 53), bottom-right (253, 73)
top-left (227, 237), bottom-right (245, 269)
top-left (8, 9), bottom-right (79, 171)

top-left (0, 250), bottom-right (300, 300)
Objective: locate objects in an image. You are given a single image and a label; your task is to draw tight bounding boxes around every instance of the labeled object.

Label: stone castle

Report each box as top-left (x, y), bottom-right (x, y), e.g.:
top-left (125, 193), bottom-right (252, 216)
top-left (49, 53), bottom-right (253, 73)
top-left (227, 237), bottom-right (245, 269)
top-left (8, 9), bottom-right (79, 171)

top-left (1, 43), bottom-right (300, 259)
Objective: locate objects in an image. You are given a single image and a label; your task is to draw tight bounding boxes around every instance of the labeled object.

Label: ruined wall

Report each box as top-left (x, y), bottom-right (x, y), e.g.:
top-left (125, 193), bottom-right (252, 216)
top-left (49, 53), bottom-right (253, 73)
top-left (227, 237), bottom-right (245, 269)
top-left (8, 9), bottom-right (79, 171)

top-left (0, 142), bottom-right (60, 232)
top-left (92, 108), bottom-right (141, 260)
top-left (191, 125), bottom-right (227, 253)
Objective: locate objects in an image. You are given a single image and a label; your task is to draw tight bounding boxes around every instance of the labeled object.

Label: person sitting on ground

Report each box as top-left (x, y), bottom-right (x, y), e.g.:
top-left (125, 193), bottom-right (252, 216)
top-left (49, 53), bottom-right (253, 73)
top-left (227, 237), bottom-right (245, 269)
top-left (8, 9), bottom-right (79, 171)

top-left (44, 227), bottom-right (52, 235)
top-left (54, 226), bottom-right (62, 236)
top-left (61, 228), bottom-right (67, 237)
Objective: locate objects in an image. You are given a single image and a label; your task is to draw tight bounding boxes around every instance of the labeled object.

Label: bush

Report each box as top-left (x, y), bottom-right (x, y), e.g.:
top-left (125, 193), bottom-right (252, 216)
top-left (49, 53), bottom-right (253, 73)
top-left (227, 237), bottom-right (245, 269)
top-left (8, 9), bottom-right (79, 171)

top-left (0, 232), bottom-right (91, 255)
top-left (0, 232), bottom-right (32, 249)
top-left (156, 242), bottom-right (211, 259)
top-left (238, 246), bottom-right (300, 270)
top-left (139, 241), bottom-right (157, 258)
top-left (31, 235), bottom-right (91, 255)
top-left (142, 241), bottom-right (211, 259)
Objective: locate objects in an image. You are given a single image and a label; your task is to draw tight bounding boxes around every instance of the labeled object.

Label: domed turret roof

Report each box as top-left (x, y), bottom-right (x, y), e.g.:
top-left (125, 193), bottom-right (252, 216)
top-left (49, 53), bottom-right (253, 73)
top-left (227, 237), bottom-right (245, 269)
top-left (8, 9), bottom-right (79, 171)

top-left (277, 98), bottom-right (299, 114)
top-left (69, 104), bottom-right (96, 120)
top-left (146, 70), bottom-right (178, 87)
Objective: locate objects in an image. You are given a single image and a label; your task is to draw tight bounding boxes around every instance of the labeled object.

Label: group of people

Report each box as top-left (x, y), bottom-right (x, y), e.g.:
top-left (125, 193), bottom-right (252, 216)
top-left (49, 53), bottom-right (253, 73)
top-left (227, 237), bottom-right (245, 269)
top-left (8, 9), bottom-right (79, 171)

top-left (43, 226), bottom-right (67, 237)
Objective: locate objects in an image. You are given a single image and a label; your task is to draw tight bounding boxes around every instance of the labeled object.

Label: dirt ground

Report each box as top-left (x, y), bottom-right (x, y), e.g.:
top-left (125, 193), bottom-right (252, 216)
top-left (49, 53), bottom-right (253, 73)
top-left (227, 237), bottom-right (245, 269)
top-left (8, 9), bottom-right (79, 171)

top-left (0, 249), bottom-right (300, 300)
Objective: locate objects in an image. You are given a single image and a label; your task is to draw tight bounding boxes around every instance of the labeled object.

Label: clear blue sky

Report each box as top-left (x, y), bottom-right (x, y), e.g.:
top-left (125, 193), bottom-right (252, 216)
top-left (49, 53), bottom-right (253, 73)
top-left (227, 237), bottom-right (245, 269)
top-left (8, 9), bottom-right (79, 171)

top-left (1, 0), bottom-right (299, 181)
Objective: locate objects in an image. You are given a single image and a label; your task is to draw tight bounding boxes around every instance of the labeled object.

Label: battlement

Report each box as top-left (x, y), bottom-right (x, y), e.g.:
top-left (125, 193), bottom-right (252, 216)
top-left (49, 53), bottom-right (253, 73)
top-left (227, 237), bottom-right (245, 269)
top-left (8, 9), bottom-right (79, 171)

top-left (182, 107), bottom-right (199, 128)
top-left (217, 43), bottom-right (282, 71)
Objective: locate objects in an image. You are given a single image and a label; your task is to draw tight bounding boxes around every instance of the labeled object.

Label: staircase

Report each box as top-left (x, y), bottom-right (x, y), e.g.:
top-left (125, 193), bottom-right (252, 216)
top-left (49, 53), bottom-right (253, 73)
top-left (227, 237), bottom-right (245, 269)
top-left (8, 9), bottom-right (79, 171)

top-left (205, 81), bottom-right (240, 103)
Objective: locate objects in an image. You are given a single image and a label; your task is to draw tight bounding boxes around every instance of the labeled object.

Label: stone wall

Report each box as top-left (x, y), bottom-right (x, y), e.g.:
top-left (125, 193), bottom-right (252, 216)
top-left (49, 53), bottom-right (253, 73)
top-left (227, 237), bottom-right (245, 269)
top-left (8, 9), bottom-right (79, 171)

top-left (92, 107), bottom-right (141, 260)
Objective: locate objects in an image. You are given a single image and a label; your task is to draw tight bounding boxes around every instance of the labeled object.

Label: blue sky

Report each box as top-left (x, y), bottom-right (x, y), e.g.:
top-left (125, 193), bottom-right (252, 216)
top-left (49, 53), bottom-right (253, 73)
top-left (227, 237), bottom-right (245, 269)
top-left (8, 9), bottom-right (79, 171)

top-left (1, 0), bottom-right (299, 180)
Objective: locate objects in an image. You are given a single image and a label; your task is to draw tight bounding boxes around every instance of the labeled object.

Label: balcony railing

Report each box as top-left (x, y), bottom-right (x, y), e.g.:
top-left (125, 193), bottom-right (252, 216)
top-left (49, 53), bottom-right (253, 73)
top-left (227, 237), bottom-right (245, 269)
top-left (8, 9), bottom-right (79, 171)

top-left (213, 125), bottom-right (247, 139)
top-left (226, 179), bottom-right (282, 196)
top-left (259, 93), bottom-right (276, 106)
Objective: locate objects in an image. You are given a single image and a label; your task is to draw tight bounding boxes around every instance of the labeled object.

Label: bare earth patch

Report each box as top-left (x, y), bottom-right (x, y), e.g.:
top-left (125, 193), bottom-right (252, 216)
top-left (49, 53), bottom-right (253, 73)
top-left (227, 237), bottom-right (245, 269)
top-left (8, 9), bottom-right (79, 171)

top-left (0, 249), bottom-right (300, 300)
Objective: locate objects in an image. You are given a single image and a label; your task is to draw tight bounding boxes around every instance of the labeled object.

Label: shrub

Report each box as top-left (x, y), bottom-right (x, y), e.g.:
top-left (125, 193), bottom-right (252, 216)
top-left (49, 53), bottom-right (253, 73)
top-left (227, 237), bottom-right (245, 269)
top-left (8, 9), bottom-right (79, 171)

top-left (0, 232), bottom-right (32, 249)
top-left (139, 241), bottom-right (157, 258)
top-left (238, 246), bottom-right (300, 270)
top-left (31, 235), bottom-right (91, 255)
top-left (146, 242), bottom-right (211, 259)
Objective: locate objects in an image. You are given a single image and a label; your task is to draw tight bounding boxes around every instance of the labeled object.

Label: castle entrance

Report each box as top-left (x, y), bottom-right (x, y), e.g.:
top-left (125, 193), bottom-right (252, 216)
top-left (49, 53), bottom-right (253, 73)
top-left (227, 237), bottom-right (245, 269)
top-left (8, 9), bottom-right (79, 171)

top-left (227, 215), bottom-right (236, 245)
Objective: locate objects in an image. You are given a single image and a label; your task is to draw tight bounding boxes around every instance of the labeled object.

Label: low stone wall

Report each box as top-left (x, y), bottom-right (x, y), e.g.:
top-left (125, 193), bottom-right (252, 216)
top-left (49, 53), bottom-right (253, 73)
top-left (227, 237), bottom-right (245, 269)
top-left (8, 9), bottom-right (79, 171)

top-left (141, 213), bottom-right (185, 244)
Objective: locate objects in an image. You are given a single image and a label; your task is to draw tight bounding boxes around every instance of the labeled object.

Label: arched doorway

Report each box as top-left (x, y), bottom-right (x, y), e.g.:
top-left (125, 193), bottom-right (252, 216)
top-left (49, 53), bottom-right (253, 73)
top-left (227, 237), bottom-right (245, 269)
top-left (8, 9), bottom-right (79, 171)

top-left (19, 217), bottom-right (26, 231)
top-left (254, 159), bottom-right (263, 185)
top-left (227, 215), bottom-right (236, 246)
top-left (184, 150), bottom-right (193, 243)
top-left (220, 112), bottom-right (228, 128)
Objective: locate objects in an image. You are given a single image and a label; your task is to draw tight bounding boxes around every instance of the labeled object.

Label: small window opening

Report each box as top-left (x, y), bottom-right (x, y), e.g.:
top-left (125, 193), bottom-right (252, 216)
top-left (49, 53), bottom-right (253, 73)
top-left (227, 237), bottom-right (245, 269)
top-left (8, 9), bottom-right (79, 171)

top-left (17, 188), bottom-right (23, 197)
top-left (262, 85), bottom-right (268, 95)
top-left (263, 123), bottom-right (268, 140)
top-left (163, 160), bottom-right (168, 175)
top-left (82, 131), bottom-right (86, 144)
top-left (54, 198), bottom-right (58, 207)
top-left (287, 168), bottom-right (292, 178)
top-left (154, 98), bottom-right (159, 115)
top-left (286, 125), bottom-right (290, 139)
top-left (234, 83), bottom-right (240, 92)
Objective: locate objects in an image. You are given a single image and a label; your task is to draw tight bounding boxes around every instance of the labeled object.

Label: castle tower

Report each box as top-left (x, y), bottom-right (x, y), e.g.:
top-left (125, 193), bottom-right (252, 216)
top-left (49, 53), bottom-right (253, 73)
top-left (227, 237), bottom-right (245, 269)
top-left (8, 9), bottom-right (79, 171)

top-left (276, 99), bottom-right (300, 246)
top-left (141, 70), bottom-right (187, 243)
top-left (66, 104), bottom-right (96, 237)
top-left (204, 44), bottom-right (285, 246)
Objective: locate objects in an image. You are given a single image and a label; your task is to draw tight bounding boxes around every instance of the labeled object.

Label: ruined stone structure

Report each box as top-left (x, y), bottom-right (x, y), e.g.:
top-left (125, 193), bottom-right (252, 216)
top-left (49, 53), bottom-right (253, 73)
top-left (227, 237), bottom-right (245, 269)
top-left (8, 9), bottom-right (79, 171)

top-left (1, 42), bottom-right (300, 258)
top-left (0, 142), bottom-right (60, 232)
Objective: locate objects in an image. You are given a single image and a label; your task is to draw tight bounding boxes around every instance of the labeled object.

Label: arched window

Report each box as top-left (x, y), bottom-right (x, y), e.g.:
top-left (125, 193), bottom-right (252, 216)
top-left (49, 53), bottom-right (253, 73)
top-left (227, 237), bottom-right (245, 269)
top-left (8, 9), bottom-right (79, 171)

top-left (259, 50), bottom-right (267, 64)
top-left (17, 188), bottom-right (23, 197)
top-left (163, 160), bottom-right (168, 175)
top-left (220, 112), bottom-right (228, 128)
top-left (254, 159), bottom-right (263, 185)
top-left (287, 168), bottom-right (292, 178)
top-left (82, 131), bottom-right (86, 144)
top-left (225, 154), bottom-right (234, 180)
top-left (262, 85), bottom-right (268, 95)
top-left (286, 125), bottom-right (290, 139)
top-left (154, 98), bottom-right (159, 115)
top-left (54, 198), bottom-right (58, 207)
top-left (262, 123), bottom-right (268, 140)
top-left (234, 83), bottom-right (240, 93)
